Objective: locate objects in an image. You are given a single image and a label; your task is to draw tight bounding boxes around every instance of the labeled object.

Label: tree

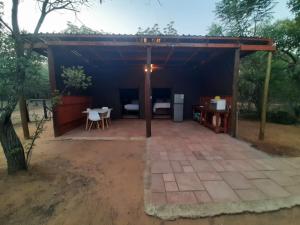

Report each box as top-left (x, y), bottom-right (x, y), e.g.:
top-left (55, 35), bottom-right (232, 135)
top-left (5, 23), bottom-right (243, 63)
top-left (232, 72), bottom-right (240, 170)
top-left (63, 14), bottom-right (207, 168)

top-left (215, 0), bottom-right (276, 36)
top-left (288, 0), bottom-right (300, 20)
top-left (207, 23), bottom-right (224, 36)
top-left (137, 21), bottom-right (178, 35)
top-left (62, 21), bottom-right (104, 34)
top-left (0, 0), bottom-right (93, 173)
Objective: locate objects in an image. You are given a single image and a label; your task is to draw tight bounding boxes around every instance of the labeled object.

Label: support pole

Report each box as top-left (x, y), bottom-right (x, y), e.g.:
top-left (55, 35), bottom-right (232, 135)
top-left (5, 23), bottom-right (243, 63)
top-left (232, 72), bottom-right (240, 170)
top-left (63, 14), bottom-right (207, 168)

top-left (259, 52), bottom-right (273, 140)
top-left (43, 99), bottom-right (48, 119)
top-left (230, 48), bottom-right (240, 137)
top-left (48, 47), bottom-right (59, 137)
top-left (19, 96), bottom-right (30, 139)
top-left (145, 47), bottom-right (152, 137)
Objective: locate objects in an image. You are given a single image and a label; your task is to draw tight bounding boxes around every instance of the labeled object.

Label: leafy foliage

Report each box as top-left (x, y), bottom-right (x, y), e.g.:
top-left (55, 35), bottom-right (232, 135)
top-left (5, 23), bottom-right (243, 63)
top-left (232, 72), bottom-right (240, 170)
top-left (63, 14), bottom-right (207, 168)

top-left (62, 21), bottom-right (104, 34)
top-left (215, 0), bottom-right (275, 36)
top-left (137, 21), bottom-right (178, 35)
top-left (61, 66), bottom-right (92, 94)
top-left (0, 33), bottom-right (49, 107)
top-left (288, 0), bottom-right (300, 19)
top-left (207, 23), bottom-right (224, 36)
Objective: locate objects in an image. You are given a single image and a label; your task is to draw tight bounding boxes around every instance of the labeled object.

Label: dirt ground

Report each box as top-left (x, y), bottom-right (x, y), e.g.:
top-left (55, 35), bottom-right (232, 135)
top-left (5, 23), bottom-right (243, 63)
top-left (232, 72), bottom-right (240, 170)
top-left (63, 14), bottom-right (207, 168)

top-left (1, 122), bottom-right (300, 225)
top-left (238, 120), bottom-right (300, 156)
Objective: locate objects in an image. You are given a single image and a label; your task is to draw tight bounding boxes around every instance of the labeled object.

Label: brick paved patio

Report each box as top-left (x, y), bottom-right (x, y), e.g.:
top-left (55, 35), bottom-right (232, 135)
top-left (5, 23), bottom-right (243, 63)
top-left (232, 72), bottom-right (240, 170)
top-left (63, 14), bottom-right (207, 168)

top-left (144, 120), bottom-right (300, 219)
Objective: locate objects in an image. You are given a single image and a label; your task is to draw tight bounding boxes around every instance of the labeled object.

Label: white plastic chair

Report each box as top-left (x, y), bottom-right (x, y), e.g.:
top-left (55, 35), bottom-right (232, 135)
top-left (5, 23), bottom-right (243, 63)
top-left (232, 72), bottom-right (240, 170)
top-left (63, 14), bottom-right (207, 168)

top-left (85, 108), bottom-right (91, 130)
top-left (103, 108), bottom-right (112, 127)
top-left (88, 110), bottom-right (101, 131)
top-left (102, 107), bottom-right (109, 110)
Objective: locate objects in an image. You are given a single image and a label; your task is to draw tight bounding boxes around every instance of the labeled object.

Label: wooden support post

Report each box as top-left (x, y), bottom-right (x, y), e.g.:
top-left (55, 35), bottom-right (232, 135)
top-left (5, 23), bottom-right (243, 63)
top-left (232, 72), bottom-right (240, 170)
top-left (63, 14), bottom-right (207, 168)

top-left (19, 96), bottom-right (30, 139)
top-left (48, 47), bottom-right (59, 137)
top-left (43, 99), bottom-right (48, 119)
top-left (230, 48), bottom-right (240, 137)
top-left (48, 47), bottom-right (57, 92)
top-left (259, 52), bottom-right (273, 140)
top-left (145, 47), bottom-right (152, 137)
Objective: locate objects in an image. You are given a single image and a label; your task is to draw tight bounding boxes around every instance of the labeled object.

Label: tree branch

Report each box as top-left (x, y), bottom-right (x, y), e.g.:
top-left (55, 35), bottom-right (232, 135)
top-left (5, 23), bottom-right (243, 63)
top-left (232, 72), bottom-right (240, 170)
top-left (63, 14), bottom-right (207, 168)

top-left (34, 0), bottom-right (90, 35)
top-left (0, 17), bottom-right (13, 33)
top-left (11, 0), bottom-right (20, 36)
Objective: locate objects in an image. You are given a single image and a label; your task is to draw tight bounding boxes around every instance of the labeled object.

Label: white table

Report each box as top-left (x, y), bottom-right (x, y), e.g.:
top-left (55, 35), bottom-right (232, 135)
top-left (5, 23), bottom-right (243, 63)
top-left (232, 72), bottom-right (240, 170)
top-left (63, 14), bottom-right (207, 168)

top-left (82, 108), bottom-right (109, 130)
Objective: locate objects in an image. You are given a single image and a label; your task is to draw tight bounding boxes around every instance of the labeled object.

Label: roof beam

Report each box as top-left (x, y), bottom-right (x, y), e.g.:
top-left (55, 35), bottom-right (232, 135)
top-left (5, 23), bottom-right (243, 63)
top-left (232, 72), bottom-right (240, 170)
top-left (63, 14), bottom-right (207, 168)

top-left (164, 48), bottom-right (174, 65)
top-left (26, 41), bottom-right (275, 52)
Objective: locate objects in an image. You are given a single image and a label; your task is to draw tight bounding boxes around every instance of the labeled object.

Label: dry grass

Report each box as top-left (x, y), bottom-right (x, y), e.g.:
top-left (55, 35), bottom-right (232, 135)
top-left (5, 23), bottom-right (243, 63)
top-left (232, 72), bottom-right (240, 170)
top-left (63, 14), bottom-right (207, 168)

top-left (238, 119), bottom-right (300, 156)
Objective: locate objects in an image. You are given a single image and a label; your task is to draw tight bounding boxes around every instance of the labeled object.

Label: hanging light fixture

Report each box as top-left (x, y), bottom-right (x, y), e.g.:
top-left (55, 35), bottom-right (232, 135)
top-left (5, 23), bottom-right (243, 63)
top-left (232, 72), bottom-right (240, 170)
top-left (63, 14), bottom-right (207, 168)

top-left (144, 64), bottom-right (153, 73)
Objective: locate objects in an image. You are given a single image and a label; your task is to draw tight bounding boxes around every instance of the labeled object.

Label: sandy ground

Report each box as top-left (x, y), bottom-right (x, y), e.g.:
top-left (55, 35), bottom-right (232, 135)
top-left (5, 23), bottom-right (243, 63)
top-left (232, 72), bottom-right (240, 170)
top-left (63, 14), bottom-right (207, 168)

top-left (1, 122), bottom-right (300, 224)
top-left (238, 120), bottom-right (300, 156)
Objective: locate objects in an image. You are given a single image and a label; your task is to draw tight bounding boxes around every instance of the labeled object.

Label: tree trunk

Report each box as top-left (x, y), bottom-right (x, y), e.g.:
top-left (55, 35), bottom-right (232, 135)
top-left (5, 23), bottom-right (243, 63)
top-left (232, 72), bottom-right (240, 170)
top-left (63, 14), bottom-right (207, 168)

top-left (19, 96), bottom-right (30, 138)
top-left (0, 113), bottom-right (27, 174)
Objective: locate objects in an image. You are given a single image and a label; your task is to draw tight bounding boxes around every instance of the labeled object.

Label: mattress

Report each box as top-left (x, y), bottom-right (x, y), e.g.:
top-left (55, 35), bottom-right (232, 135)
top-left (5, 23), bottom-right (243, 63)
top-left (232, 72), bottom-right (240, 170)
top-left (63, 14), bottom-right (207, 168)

top-left (124, 104), bottom-right (139, 111)
top-left (153, 102), bottom-right (171, 112)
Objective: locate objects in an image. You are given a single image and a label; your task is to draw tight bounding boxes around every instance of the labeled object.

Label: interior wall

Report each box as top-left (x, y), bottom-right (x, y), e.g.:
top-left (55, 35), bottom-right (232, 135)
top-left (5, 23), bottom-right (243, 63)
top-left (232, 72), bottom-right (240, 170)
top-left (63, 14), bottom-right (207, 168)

top-left (199, 50), bottom-right (235, 97)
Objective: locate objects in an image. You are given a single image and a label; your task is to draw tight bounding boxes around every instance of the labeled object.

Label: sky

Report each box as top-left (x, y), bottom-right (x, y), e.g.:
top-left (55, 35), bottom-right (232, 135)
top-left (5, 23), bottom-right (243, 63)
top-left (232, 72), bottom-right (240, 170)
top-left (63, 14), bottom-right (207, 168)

top-left (2, 0), bottom-right (293, 35)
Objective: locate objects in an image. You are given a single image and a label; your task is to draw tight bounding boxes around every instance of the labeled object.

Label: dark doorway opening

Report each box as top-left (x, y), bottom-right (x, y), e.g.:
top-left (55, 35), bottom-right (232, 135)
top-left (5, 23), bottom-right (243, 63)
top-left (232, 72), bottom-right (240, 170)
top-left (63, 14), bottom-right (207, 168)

top-left (120, 88), bottom-right (140, 118)
top-left (152, 88), bottom-right (172, 119)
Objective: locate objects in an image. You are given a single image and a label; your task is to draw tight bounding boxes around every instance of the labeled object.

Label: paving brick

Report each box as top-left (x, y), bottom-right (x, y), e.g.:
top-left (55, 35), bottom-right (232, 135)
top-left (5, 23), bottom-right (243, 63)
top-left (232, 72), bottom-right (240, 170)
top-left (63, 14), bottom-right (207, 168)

top-left (151, 161), bottom-right (173, 174)
top-left (219, 160), bottom-right (237, 171)
top-left (252, 179), bottom-right (290, 198)
top-left (166, 192), bottom-right (197, 204)
top-left (236, 189), bottom-right (267, 201)
top-left (261, 159), bottom-right (294, 171)
top-left (285, 184), bottom-right (300, 195)
top-left (228, 160), bottom-right (256, 171)
top-left (165, 182), bottom-right (179, 192)
top-left (168, 152), bottom-right (187, 161)
top-left (209, 160), bottom-right (225, 172)
top-left (203, 181), bottom-right (240, 202)
top-left (150, 192), bottom-right (167, 205)
top-left (180, 160), bottom-right (191, 166)
top-left (175, 173), bottom-right (205, 191)
top-left (220, 172), bottom-right (253, 189)
top-left (284, 184), bottom-right (300, 195)
top-left (171, 161), bottom-right (183, 173)
top-left (241, 171), bottom-right (267, 179)
top-left (163, 173), bottom-right (175, 182)
top-left (190, 160), bottom-right (216, 172)
top-left (284, 158), bottom-right (300, 169)
top-left (183, 166), bottom-right (194, 173)
top-left (263, 171), bottom-right (298, 186)
top-left (197, 172), bottom-right (222, 181)
top-left (159, 151), bottom-right (167, 156)
top-left (151, 174), bottom-right (165, 193)
top-left (281, 170), bottom-right (300, 176)
top-left (248, 159), bottom-right (275, 170)
top-left (194, 191), bottom-right (212, 203)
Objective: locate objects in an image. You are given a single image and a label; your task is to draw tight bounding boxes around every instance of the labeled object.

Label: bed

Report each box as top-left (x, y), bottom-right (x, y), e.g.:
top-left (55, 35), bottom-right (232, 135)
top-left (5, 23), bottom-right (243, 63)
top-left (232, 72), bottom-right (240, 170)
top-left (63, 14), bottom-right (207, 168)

top-left (124, 102), bottom-right (139, 111)
top-left (153, 99), bottom-right (171, 116)
top-left (123, 100), bottom-right (140, 118)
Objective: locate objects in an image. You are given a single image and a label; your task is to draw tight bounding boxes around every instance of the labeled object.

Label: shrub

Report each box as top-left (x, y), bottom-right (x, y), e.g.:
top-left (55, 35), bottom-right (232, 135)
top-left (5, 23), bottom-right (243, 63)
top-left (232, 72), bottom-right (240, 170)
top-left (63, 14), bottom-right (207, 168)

top-left (293, 105), bottom-right (300, 117)
top-left (267, 111), bottom-right (297, 125)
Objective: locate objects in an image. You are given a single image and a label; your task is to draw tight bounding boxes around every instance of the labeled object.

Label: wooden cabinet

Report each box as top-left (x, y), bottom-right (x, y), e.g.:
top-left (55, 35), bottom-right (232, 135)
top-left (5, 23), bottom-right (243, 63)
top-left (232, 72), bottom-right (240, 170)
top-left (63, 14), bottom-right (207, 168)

top-left (193, 96), bottom-right (232, 134)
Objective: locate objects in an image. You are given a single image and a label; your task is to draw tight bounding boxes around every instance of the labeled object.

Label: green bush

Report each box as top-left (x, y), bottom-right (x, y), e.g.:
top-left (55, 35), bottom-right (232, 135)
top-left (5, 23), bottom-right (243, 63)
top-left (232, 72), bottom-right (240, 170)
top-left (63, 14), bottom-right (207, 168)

top-left (293, 105), bottom-right (300, 117)
top-left (267, 111), bottom-right (297, 125)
